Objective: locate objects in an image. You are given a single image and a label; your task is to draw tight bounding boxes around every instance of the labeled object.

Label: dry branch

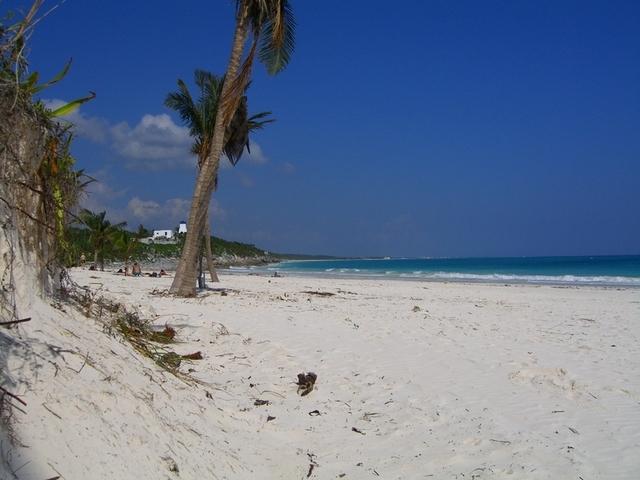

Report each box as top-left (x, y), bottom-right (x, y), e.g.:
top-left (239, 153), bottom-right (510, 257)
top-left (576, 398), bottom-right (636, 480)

top-left (0, 386), bottom-right (27, 407)
top-left (0, 317), bottom-right (31, 326)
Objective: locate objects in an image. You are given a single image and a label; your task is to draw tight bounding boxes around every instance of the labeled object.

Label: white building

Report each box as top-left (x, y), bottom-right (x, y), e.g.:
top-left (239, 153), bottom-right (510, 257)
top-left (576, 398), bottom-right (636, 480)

top-left (152, 229), bottom-right (174, 240)
top-left (178, 221), bottom-right (187, 234)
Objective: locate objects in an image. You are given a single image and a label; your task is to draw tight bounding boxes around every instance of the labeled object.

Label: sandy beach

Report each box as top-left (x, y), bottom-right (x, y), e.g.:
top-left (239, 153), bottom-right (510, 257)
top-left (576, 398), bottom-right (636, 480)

top-left (2, 269), bottom-right (638, 479)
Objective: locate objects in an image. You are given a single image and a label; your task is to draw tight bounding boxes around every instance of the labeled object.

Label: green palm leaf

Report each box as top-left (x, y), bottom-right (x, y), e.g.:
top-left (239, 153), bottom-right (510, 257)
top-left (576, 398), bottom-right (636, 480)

top-left (165, 69), bottom-right (274, 167)
top-left (258, 0), bottom-right (295, 75)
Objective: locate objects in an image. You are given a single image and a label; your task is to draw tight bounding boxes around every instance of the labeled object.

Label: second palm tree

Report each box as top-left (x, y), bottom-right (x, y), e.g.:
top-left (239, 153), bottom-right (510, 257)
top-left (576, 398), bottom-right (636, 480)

top-left (165, 69), bottom-right (273, 283)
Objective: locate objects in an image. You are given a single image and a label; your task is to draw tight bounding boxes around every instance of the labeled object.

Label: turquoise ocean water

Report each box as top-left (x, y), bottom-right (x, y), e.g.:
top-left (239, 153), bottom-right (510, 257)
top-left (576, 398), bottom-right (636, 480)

top-left (237, 255), bottom-right (640, 286)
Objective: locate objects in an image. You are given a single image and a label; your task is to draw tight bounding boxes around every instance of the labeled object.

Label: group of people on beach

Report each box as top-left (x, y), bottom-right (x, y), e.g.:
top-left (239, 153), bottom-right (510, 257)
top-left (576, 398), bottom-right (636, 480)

top-left (116, 262), bottom-right (142, 276)
top-left (116, 262), bottom-right (167, 277)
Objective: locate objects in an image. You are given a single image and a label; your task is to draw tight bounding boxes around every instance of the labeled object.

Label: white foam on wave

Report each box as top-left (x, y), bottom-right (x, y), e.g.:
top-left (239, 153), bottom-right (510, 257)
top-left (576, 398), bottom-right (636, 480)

top-left (254, 263), bottom-right (640, 286)
top-left (394, 271), bottom-right (640, 286)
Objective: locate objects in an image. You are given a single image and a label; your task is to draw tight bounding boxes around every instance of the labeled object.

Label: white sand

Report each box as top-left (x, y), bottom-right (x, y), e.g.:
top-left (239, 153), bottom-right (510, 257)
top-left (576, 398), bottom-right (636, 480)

top-left (2, 269), bottom-right (639, 479)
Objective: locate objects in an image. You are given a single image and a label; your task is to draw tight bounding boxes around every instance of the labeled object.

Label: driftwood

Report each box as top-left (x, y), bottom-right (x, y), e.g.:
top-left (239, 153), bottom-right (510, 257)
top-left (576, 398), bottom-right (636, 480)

top-left (307, 453), bottom-right (318, 478)
top-left (0, 386), bottom-right (27, 406)
top-left (302, 291), bottom-right (335, 297)
top-left (0, 317), bottom-right (31, 326)
top-left (181, 351), bottom-right (203, 360)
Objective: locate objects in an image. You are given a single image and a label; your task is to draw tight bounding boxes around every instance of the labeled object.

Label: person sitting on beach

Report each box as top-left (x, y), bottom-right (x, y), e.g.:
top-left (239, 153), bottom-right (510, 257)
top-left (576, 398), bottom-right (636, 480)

top-left (132, 262), bottom-right (142, 277)
top-left (159, 269), bottom-right (167, 276)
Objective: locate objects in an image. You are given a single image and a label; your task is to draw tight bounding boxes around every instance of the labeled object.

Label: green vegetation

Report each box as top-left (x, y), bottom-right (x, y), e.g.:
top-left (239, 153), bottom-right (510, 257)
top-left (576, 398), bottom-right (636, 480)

top-left (65, 223), bottom-right (268, 267)
top-left (78, 209), bottom-right (126, 270)
top-left (1, 1), bottom-right (92, 308)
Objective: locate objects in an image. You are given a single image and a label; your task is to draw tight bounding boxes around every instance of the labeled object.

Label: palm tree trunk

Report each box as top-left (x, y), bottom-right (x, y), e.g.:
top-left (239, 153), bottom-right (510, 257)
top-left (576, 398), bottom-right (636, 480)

top-left (204, 215), bottom-right (219, 282)
top-left (198, 244), bottom-right (205, 289)
top-left (170, 3), bottom-right (250, 296)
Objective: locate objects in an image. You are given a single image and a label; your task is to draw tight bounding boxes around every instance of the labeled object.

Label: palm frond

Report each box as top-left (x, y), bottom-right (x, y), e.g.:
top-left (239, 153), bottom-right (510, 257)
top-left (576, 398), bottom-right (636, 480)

top-left (166, 62), bottom-right (273, 168)
top-left (220, 33), bottom-right (259, 128)
top-left (258, 0), bottom-right (295, 75)
top-left (196, 70), bottom-right (223, 144)
top-left (165, 79), bottom-right (203, 138)
top-left (224, 96), bottom-right (250, 165)
top-left (247, 111), bottom-right (275, 131)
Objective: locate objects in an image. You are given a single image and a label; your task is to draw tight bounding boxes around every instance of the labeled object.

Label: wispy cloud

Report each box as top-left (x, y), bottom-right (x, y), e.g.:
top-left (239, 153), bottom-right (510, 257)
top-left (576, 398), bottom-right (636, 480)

top-left (244, 141), bottom-right (268, 165)
top-left (79, 169), bottom-right (128, 222)
top-left (218, 141), bottom-right (269, 170)
top-left (238, 173), bottom-right (255, 188)
top-left (278, 161), bottom-right (296, 174)
top-left (111, 114), bottom-right (194, 170)
top-left (126, 196), bottom-right (226, 228)
top-left (45, 100), bottom-right (272, 172)
top-left (43, 99), bottom-right (110, 143)
top-left (127, 197), bottom-right (162, 219)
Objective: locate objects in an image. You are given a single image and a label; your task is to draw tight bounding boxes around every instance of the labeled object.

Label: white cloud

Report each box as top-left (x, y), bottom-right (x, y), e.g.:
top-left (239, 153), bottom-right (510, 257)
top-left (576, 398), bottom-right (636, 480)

top-left (219, 141), bottom-right (268, 170)
top-left (43, 99), bottom-right (110, 143)
top-left (45, 100), bottom-right (270, 172)
top-left (111, 114), bottom-right (194, 170)
top-left (126, 196), bottom-right (225, 228)
top-left (244, 141), bottom-right (268, 165)
top-left (164, 198), bottom-right (191, 222)
top-left (127, 197), bottom-right (161, 219)
top-left (79, 170), bottom-right (129, 222)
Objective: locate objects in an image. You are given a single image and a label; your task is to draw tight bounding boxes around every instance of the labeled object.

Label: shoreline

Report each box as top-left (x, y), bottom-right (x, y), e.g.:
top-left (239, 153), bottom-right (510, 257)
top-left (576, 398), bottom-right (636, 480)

top-left (106, 254), bottom-right (640, 289)
top-left (222, 266), bottom-right (640, 289)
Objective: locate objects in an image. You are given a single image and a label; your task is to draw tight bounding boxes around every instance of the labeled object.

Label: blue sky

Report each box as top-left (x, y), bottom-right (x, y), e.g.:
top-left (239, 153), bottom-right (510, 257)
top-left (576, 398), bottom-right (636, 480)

top-left (10, 0), bottom-right (640, 257)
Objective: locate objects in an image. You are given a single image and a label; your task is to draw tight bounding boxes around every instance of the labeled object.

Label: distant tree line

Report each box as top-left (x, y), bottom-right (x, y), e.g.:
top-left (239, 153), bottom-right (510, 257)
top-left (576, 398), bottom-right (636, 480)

top-left (66, 209), bottom-right (267, 270)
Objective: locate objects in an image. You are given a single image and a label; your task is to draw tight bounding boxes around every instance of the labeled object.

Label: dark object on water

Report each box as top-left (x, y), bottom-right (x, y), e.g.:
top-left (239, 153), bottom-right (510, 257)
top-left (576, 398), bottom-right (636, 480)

top-left (296, 372), bottom-right (317, 396)
top-left (266, 415), bottom-right (276, 422)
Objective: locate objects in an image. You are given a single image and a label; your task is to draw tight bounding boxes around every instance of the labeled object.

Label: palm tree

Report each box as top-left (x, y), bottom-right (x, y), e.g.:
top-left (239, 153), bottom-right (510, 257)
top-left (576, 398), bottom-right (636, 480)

top-left (170, 0), bottom-right (295, 296)
top-left (80, 209), bottom-right (126, 271)
top-left (165, 69), bottom-right (273, 283)
top-left (135, 224), bottom-right (151, 239)
top-left (114, 230), bottom-right (139, 273)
